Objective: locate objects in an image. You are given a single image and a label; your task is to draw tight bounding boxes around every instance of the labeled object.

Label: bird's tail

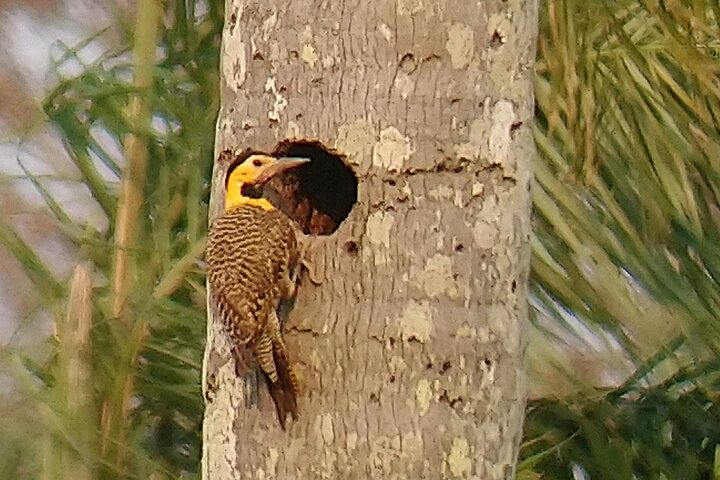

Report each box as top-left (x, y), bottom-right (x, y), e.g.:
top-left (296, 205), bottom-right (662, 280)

top-left (260, 342), bottom-right (298, 429)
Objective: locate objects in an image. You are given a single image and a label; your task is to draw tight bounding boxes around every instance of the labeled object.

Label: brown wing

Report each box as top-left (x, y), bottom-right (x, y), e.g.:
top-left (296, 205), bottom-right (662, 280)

top-left (206, 206), bottom-right (295, 347)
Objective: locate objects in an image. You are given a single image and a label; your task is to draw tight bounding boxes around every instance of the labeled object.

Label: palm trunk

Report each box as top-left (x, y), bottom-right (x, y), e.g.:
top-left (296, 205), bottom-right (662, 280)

top-left (204, 0), bottom-right (538, 477)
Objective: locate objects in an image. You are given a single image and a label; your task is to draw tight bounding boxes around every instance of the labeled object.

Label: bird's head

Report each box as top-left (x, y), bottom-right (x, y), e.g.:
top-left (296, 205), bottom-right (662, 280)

top-left (224, 153), bottom-right (310, 211)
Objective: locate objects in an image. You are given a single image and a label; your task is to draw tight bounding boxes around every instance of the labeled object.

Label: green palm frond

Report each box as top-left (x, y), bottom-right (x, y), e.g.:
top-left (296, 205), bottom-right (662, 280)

top-left (531, 0), bottom-right (720, 383)
top-left (525, 1), bottom-right (720, 478)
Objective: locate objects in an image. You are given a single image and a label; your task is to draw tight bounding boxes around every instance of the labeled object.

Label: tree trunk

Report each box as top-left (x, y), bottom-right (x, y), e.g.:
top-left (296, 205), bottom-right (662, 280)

top-left (203, 0), bottom-right (537, 478)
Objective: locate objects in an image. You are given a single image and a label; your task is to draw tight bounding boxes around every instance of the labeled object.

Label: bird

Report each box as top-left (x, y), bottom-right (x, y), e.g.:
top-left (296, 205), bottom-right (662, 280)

top-left (205, 152), bottom-right (310, 428)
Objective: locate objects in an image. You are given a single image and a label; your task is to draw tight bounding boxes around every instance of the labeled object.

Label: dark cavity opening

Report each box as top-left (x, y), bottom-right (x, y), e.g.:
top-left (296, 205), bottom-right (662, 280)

top-left (266, 140), bottom-right (358, 236)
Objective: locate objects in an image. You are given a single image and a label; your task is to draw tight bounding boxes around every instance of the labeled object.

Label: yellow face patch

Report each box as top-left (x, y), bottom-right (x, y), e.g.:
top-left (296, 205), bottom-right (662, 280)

top-left (226, 155), bottom-right (275, 186)
top-left (222, 154), bottom-right (309, 212)
top-left (224, 155), bottom-right (277, 211)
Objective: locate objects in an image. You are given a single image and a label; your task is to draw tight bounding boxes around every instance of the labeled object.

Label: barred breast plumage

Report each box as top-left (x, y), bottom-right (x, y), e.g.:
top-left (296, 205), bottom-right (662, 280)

top-left (206, 204), bottom-right (299, 427)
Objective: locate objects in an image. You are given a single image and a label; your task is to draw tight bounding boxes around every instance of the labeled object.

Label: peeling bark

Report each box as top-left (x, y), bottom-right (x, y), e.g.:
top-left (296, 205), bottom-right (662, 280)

top-left (204, 0), bottom-right (538, 478)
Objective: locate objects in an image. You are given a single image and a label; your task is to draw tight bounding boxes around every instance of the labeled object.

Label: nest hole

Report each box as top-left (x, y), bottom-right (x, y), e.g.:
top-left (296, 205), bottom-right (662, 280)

top-left (266, 140), bottom-right (358, 236)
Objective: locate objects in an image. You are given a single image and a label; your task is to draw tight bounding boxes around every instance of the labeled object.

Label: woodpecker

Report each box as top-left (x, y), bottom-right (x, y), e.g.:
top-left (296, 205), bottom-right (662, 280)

top-left (206, 152), bottom-right (309, 428)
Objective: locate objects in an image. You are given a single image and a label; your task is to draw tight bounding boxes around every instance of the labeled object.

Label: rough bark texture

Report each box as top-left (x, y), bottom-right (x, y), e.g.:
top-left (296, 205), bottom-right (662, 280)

top-left (203, 0), bottom-right (537, 478)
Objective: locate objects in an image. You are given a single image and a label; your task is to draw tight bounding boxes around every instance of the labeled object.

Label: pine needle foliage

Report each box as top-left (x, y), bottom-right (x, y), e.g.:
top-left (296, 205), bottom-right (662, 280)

top-left (523, 0), bottom-right (720, 478)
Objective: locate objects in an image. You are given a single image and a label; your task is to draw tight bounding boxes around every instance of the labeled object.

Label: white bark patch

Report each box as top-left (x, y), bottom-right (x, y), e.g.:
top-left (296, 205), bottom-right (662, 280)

top-left (409, 254), bottom-right (458, 298)
top-left (471, 181), bottom-right (484, 197)
top-left (378, 23), bottom-right (393, 42)
top-left (286, 120), bottom-right (302, 137)
top-left (428, 185), bottom-right (464, 208)
top-left (301, 44), bottom-right (318, 68)
top-left (428, 184), bottom-right (454, 200)
top-left (346, 432), bottom-right (358, 452)
top-left (202, 380), bottom-right (239, 477)
top-left (454, 118), bottom-right (485, 160)
top-left (447, 437), bottom-right (472, 477)
top-left (415, 378), bottom-right (433, 415)
top-left (365, 211), bottom-right (394, 266)
top-left (373, 127), bottom-right (413, 172)
top-left (201, 344), bottom-right (240, 479)
top-left (398, 0), bottom-right (424, 15)
top-left (472, 195), bottom-right (500, 249)
top-left (394, 72), bottom-right (414, 99)
top-left (336, 119), bottom-right (376, 170)
top-left (264, 77), bottom-right (288, 122)
top-left (446, 23), bottom-right (474, 69)
top-left (260, 10), bottom-right (278, 41)
top-left (488, 100), bottom-right (516, 167)
top-left (456, 324), bottom-right (478, 338)
top-left (320, 413), bottom-right (335, 444)
top-left (221, 20), bottom-right (246, 91)
top-left (395, 300), bottom-right (433, 342)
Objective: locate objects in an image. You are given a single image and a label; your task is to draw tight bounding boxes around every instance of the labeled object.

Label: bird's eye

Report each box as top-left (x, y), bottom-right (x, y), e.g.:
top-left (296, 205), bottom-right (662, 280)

top-left (252, 158), bottom-right (263, 167)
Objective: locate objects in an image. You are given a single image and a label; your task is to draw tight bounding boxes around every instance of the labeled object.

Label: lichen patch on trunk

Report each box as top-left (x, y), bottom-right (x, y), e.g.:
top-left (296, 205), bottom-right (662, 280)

top-left (372, 127), bottom-right (413, 172)
top-left (409, 254), bottom-right (463, 298)
top-left (446, 23), bottom-right (475, 69)
top-left (446, 437), bottom-right (472, 477)
top-left (301, 44), bottom-right (319, 68)
top-left (415, 378), bottom-right (433, 416)
top-left (488, 100), bottom-right (516, 170)
top-left (394, 300), bottom-right (433, 342)
top-left (264, 77), bottom-right (288, 122)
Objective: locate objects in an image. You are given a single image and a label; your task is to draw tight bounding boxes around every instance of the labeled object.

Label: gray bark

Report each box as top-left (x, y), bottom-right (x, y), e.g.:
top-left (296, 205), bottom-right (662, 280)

top-left (203, 0), bottom-right (537, 478)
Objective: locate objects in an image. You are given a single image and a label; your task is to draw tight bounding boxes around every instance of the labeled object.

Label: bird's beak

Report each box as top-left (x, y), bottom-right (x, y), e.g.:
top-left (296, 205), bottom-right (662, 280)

top-left (255, 157), bottom-right (310, 184)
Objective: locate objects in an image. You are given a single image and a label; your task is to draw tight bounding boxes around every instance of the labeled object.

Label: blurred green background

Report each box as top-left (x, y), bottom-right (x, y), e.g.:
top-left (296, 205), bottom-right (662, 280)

top-left (1, 0), bottom-right (719, 478)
